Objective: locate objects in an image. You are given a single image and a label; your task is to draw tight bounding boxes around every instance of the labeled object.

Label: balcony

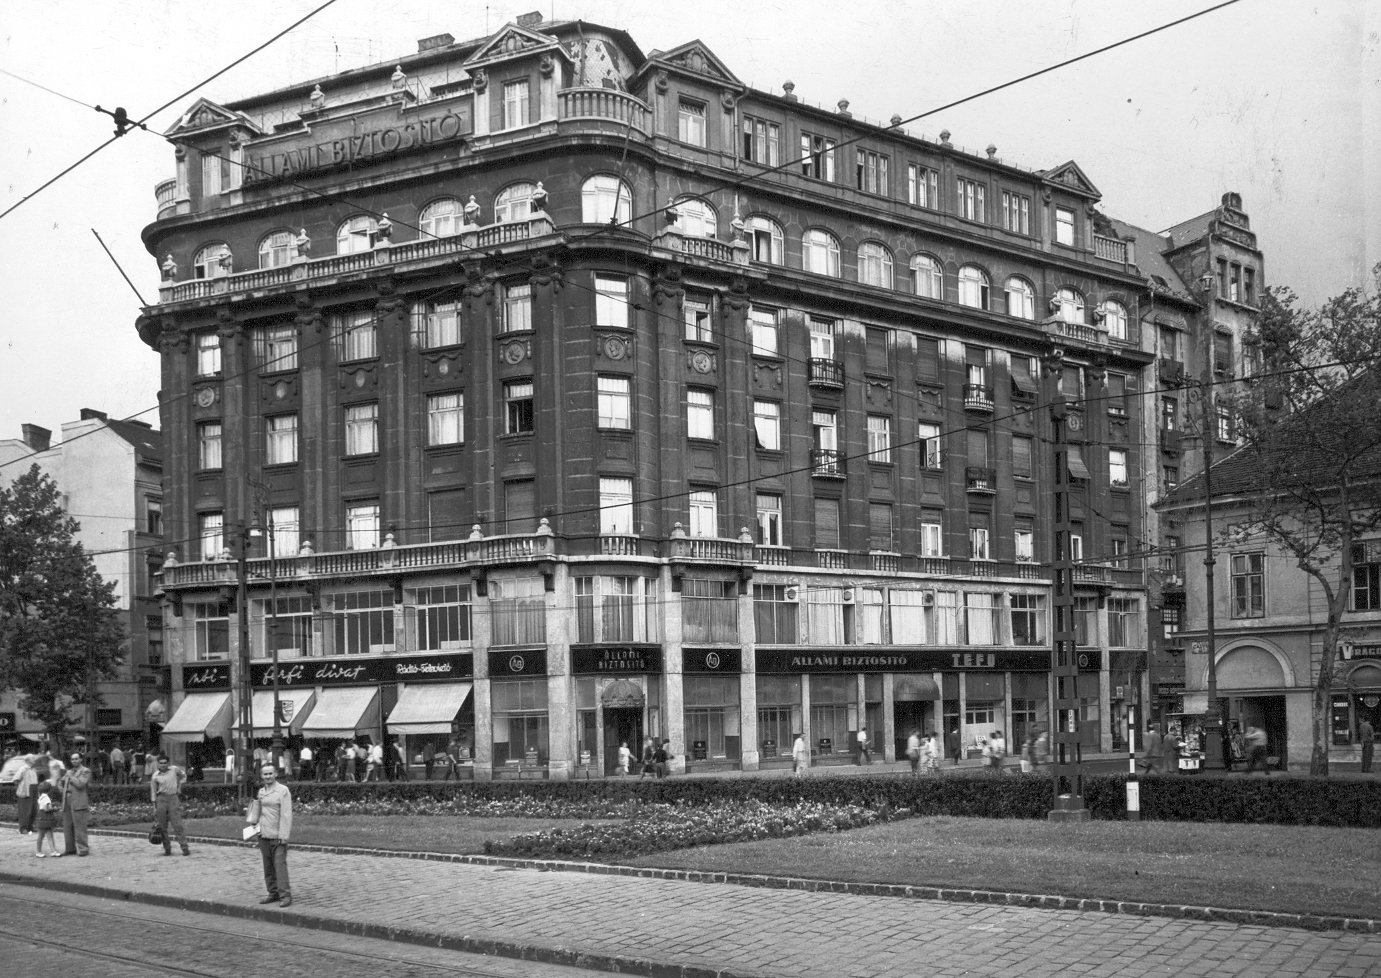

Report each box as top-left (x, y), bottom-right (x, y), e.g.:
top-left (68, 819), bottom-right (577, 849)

top-left (965, 466), bottom-right (996, 494)
top-left (756, 545), bottom-right (790, 566)
top-left (680, 236), bottom-right (736, 263)
top-left (808, 358), bottom-right (844, 390)
top-left (557, 87), bottom-right (650, 136)
top-left (1158, 358), bottom-right (1185, 386)
top-left (1093, 234), bottom-right (1132, 265)
top-left (1042, 317), bottom-right (1107, 349)
top-left (668, 529), bottom-right (755, 565)
top-left (870, 552), bottom-right (901, 573)
top-left (599, 534), bottom-right (642, 557)
top-left (155, 178), bottom-right (178, 220)
top-left (815, 549), bottom-right (848, 570)
top-left (811, 448), bottom-right (845, 478)
top-left (962, 383), bottom-right (995, 413)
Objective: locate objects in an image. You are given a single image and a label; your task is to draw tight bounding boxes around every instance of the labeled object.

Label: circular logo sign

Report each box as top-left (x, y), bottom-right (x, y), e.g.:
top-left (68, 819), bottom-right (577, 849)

top-left (1077, 652), bottom-right (1091, 669)
top-left (508, 655), bottom-right (526, 674)
top-left (704, 652), bottom-right (721, 670)
top-left (1365, 695), bottom-right (1380, 709)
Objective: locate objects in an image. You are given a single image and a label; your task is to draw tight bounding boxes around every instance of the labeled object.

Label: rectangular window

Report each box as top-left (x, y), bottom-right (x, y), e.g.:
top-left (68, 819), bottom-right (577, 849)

top-left (969, 526), bottom-right (991, 561)
top-left (935, 591), bottom-right (959, 645)
top-left (503, 282), bottom-right (533, 333)
top-left (490, 577), bottom-right (546, 646)
top-left (1070, 531), bottom-right (1084, 562)
top-left (335, 311), bottom-right (376, 361)
top-left (855, 149), bottom-right (889, 195)
top-left (198, 512), bottom-right (223, 561)
top-left (814, 497), bottom-right (840, 550)
top-left (866, 415), bottom-right (891, 462)
top-left (1012, 435), bottom-right (1033, 480)
top-left (687, 390), bottom-right (715, 440)
top-left (505, 381), bottom-right (535, 434)
top-left (968, 428), bottom-right (989, 468)
top-left (145, 497), bottom-right (163, 536)
top-left (346, 502), bottom-right (380, 550)
top-left (1055, 207), bottom-right (1075, 246)
top-left (597, 376), bottom-right (631, 430)
top-left (326, 589), bottom-right (394, 655)
top-left (1244, 268), bottom-right (1256, 306)
top-left (741, 116), bottom-right (780, 165)
top-left (869, 502), bottom-right (893, 552)
top-left (201, 152), bottom-right (223, 197)
top-left (504, 480), bottom-right (535, 533)
top-left (683, 578), bottom-right (738, 644)
top-left (683, 298), bottom-right (712, 342)
top-left (599, 477), bottom-right (634, 534)
top-left (1109, 449), bottom-right (1129, 487)
top-left (414, 299), bottom-right (461, 349)
top-left (415, 584), bottom-right (471, 651)
top-left (1217, 258), bottom-right (1229, 298)
top-left (957, 177), bottom-right (986, 222)
top-left (907, 163), bottom-right (938, 208)
top-left (1352, 543), bottom-right (1381, 611)
top-left (257, 325), bottom-right (298, 372)
top-left (1230, 264), bottom-right (1241, 302)
top-left (1074, 595), bottom-right (1097, 646)
top-left (265, 413), bottom-right (298, 465)
top-left (800, 132), bottom-right (836, 181)
top-left (964, 592), bottom-right (998, 644)
top-left (1015, 527), bottom-right (1034, 562)
top-left (920, 423), bottom-right (942, 469)
top-left (753, 584), bottom-right (797, 644)
top-left (1231, 553), bottom-right (1265, 618)
top-left (1002, 191), bottom-right (1031, 234)
top-left (750, 306), bottom-right (779, 356)
top-left (345, 403), bottom-right (379, 455)
top-left (1217, 404), bottom-right (1234, 443)
top-left (866, 326), bottom-right (890, 374)
top-left (809, 317), bottom-right (835, 359)
top-left (1108, 598), bottom-right (1142, 648)
top-left (920, 518), bottom-right (943, 558)
top-left (1010, 594), bottom-right (1046, 646)
top-left (1107, 373), bottom-right (1128, 415)
top-left (196, 333), bottom-right (221, 376)
top-left (595, 275), bottom-right (629, 329)
top-left (502, 79), bottom-right (530, 129)
top-left (197, 421), bottom-right (222, 470)
top-left (1163, 465), bottom-right (1180, 492)
top-left (678, 99), bottom-right (706, 146)
top-left (190, 600), bottom-right (229, 661)
top-left (755, 494), bottom-right (782, 546)
top-left (427, 392), bottom-right (464, 445)
top-left (689, 490), bottom-right (718, 538)
top-left (1162, 397), bottom-right (1178, 431)
top-left (812, 409), bottom-right (838, 452)
top-left (269, 505), bottom-right (299, 557)
top-left (753, 400), bottom-right (781, 451)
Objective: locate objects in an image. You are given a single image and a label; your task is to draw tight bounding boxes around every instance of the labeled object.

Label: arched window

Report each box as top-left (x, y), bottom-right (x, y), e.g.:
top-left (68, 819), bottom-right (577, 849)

top-left (1101, 299), bottom-right (1128, 340)
top-left (193, 243), bottom-right (232, 280)
top-left (673, 197), bottom-right (718, 239)
top-left (958, 265), bottom-right (990, 309)
top-left (857, 242), bottom-right (894, 289)
top-left (581, 174), bottom-right (632, 225)
top-left (1056, 287), bottom-right (1085, 324)
top-left (1005, 277), bottom-right (1035, 320)
top-left (336, 215), bottom-right (378, 254)
top-left (419, 198), bottom-right (463, 238)
top-left (749, 215), bottom-right (784, 264)
top-left (494, 183), bottom-right (536, 224)
top-left (803, 228), bottom-right (841, 277)
top-left (910, 254), bottom-right (942, 299)
top-left (257, 231), bottom-right (295, 270)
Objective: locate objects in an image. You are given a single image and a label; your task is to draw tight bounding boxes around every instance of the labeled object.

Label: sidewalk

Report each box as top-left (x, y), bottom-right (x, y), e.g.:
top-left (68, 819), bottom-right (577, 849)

top-left (2, 830), bottom-right (1377, 978)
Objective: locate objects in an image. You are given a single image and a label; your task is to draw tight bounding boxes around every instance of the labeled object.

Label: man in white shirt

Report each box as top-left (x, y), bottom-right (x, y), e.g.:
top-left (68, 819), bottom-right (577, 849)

top-left (792, 733), bottom-right (808, 778)
top-left (856, 728), bottom-right (871, 766)
top-left (298, 745), bottom-right (313, 782)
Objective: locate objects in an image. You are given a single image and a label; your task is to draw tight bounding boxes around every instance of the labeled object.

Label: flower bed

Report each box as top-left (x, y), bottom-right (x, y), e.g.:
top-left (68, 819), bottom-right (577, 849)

top-left (485, 799), bottom-right (900, 859)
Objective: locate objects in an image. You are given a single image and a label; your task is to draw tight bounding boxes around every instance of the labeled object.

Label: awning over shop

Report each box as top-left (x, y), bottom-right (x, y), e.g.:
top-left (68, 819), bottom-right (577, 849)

top-left (1066, 446), bottom-right (1091, 481)
top-left (299, 687), bottom-right (380, 739)
top-left (245, 690), bottom-right (317, 737)
top-left (894, 676), bottom-right (940, 701)
top-left (160, 692), bottom-right (233, 744)
top-left (385, 683), bottom-right (472, 735)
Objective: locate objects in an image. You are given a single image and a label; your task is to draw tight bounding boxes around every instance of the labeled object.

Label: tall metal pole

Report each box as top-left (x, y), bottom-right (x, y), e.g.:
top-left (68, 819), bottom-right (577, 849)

top-left (236, 523), bottom-right (252, 803)
top-left (1199, 274), bottom-right (1224, 771)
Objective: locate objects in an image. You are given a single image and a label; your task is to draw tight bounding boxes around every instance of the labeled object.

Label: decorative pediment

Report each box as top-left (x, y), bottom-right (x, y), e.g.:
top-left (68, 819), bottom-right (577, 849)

top-left (464, 23), bottom-right (566, 68)
top-left (1041, 160), bottom-right (1101, 200)
top-left (163, 98), bottom-right (262, 139)
top-left (648, 40), bottom-right (742, 87)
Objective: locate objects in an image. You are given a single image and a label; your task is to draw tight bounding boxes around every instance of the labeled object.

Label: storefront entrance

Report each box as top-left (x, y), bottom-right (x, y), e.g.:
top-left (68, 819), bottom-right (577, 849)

top-left (1235, 694), bottom-right (1288, 767)
top-left (603, 707), bottom-right (642, 774)
top-left (892, 675), bottom-right (939, 759)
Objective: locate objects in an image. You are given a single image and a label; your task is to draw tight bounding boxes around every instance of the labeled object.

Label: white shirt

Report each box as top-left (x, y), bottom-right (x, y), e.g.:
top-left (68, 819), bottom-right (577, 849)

top-left (299, 747), bottom-right (312, 761)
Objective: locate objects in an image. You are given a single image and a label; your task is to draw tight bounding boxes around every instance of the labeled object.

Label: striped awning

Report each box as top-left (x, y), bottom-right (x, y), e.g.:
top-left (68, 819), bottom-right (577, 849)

top-left (385, 683), bottom-right (472, 735)
top-left (160, 693), bottom-right (233, 743)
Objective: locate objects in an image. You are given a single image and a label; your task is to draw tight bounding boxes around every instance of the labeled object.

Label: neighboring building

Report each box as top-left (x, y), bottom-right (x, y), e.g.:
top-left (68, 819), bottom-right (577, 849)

top-left (0, 411), bottom-right (165, 753)
top-left (138, 15), bottom-right (1173, 779)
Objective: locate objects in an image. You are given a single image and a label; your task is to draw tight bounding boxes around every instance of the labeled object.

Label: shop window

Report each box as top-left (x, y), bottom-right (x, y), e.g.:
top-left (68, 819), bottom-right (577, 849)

top-left (753, 584), bottom-right (797, 644)
top-left (756, 676), bottom-right (801, 758)
top-left (490, 576), bottom-right (546, 646)
top-left (810, 674), bottom-right (855, 756)
top-left (683, 676), bottom-right (740, 761)
top-left (491, 679), bottom-right (548, 765)
top-left (965, 702), bottom-right (996, 727)
top-left (682, 578), bottom-right (737, 643)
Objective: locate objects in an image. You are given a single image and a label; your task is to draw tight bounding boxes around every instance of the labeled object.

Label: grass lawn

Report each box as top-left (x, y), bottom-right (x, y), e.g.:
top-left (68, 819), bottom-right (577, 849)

top-left (629, 816), bottom-right (1381, 919)
top-left (110, 814), bottom-right (621, 855)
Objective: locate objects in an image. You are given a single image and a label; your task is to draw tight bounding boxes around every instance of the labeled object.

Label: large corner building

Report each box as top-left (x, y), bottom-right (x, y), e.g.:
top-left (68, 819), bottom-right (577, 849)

top-left (139, 15), bottom-right (1258, 778)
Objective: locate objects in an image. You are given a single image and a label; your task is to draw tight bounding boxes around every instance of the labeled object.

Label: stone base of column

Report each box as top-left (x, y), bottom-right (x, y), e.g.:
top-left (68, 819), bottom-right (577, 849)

top-left (548, 759), bottom-right (570, 782)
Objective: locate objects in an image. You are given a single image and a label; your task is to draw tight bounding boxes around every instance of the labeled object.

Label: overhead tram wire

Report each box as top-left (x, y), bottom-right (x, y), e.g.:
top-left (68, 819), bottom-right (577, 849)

top-left (0, 0), bottom-right (344, 224)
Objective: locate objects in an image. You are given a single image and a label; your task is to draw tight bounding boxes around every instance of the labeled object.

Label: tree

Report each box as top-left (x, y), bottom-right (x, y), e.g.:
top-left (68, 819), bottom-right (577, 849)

top-left (0, 464), bottom-right (125, 739)
top-left (1228, 266), bottom-right (1381, 775)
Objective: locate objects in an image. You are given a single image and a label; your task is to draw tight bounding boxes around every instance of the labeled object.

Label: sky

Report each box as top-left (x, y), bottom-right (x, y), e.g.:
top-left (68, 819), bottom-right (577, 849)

top-left (0, 0), bottom-right (1375, 446)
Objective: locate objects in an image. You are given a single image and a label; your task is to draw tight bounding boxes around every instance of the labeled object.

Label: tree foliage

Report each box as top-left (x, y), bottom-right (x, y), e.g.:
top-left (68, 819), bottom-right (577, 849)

top-left (0, 465), bottom-right (125, 735)
top-left (1229, 266), bottom-right (1381, 775)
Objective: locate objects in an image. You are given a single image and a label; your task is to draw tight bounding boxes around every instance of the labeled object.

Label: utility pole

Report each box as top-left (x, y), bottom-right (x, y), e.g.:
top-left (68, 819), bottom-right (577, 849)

top-left (1198, 272), bottom-right (1225, 771)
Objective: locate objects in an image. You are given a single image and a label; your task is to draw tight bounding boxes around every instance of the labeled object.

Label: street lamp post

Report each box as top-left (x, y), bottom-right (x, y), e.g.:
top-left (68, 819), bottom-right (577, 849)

top-left (248, 510), bottom-right (283, 772)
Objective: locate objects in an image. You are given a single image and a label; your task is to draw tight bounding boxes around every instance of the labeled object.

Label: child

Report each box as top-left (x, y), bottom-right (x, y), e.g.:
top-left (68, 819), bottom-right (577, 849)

top-left (33, 771), bottom-right (61, 858)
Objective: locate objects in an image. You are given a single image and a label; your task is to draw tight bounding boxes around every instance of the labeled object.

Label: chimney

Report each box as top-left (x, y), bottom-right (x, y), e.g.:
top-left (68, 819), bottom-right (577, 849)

top-left (417, 32), bottom-right (455, 53)
top-left (80, 408), bottom-right (108, 422)
top-left (516, 11), bottom-right (544, 27)
top-left (21, 424), bottom-right (51, 452)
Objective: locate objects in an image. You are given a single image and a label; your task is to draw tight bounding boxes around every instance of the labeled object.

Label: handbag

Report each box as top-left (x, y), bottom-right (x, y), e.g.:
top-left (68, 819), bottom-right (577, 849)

top-left (148, 822), bottom-right (165, 846)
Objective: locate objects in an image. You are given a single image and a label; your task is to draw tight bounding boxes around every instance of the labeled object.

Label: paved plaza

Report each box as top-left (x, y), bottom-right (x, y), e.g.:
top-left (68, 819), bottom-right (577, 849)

top-left (0, 829), bottom-right (1376, 977)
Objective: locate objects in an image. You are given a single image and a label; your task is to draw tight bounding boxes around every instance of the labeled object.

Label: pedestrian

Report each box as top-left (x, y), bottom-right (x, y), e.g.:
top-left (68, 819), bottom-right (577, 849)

top-left (60, 751), bottom-right (92, 856)
top-left (298, 744), bottom-right (313, 782)
top-left (653, 739), bottom-right (670, 778)
top-left (246, 762), bottom-right (293, 908)
top-left (616, 740), bottom-right (632, 777)
top-left (638, 736), bottom-right (655, 780)
top-left (441, 741), bottom-right (459, 782)
top-left (143, 750), bottom-right (158, 784)
top-left (981, 734), bottom-right (998, 774)
top-left (1244, 724), bottom-right (1270, 775)
top-left (150, 755), bottom-right (191, 856)
top-left (792, 732), bottom-right (808, 778)
top-left (422, 741), bottom-right (435, 780)
top-left (1162, 726), bottom-right (1182, 774)
top-left (1359, 717), bottom-right (1375, 773)
top-left (990, 731), bottom-right (1006, 772)
top-left (131, 746), bottom-right (146, 784)
top-left (1143, 723), bottom-right (1164, 774)
top-left (1035, 729), bottom-right (1050, 768)
top-left (1020, 733), bottom-right (1035, 774)
top-left (945, 727), bottom-right (961, 765)
top-left (224, 748), bottom-right (235, 784)
top-left (109, 744), bottom-right (126, 785)
top-left (349, 741), bottom-right (362, 783)
top-left (905, 729), bottom-right (921, 776)
top-left (32, 770), bottom-right (61, 858)
top-left (925, 730), bottom-right (941, 774)
top-left (855, 727), bottom-right (871, 766)
top-left (14, 755), bottom-right (38, 834)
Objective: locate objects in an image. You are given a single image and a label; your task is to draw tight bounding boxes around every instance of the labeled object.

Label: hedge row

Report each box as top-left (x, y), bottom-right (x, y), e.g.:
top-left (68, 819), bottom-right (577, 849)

top-left (4, 775), bottom-right (1378, 828)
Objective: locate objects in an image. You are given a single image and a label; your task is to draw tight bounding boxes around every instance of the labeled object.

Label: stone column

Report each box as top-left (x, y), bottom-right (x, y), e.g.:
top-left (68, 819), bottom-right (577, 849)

top-left (471, 575), bottom-right (493, 781)
top-left (663, 566), bottom-right (686, 773)
top-left (738, 588), bottom-right (759, 770)
top-left (881, 673), bottom-right (896, 763)
top-left (800, 673), bottom-right (813, 769)
top-left (546, 565), bottom-right (572, 780)
top-left (958, 671), bottom-right (968, 760)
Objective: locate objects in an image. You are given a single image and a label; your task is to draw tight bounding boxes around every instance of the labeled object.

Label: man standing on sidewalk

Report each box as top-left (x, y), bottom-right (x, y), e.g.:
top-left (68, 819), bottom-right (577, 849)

top-left (109, 744), bottom-right (126, 785)
top-left (855, 728), bottom-right (871, 766)
top-left (1359, 718), bottom-right (1375, 773)
top-left (1243, 725), bottom-right (1270, 775)
top-left (151, 755), bottom-right (191, 856)
top-left (792, 732), bottom-right (809, 778)
top-left (247, 762), bottom-right (294, 908)
top-left (60, 752), bottom-right (92, 856)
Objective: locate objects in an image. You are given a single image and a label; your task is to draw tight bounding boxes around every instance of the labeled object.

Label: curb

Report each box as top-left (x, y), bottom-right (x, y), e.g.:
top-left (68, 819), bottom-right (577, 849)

top-left (80, 827), bottom-right (1381, 935)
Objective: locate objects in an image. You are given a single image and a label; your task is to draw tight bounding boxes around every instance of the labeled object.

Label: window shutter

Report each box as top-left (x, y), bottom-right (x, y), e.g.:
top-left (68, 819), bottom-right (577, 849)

top-left (869, 503), bottom-right (893, 551)
top-left (866, 327), bottom-right (890, 374)
top-left (428, 489), bottom-right (466, 542)
top-left (967, 429), bottom-right (989, 467)
top-left (504, 481), bottom-right (536, 533)
top-left (916, 338), bottom-right (939, 383)
top-left (1214, 333), bottom-right (1233, 374)
top-left (814, 497), bottom-right (840, 549)
top-left (1066, 446), bottom-right (1091, 481)
top-left (1010, 356), bottom-right (1038, 394)
top-left (1012, 436), bottom-right (1032, 479)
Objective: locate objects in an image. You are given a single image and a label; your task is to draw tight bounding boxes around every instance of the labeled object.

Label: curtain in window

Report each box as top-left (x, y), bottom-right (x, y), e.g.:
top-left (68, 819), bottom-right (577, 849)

top-left (804, 588), bottom-right (844, 645)
top-left (889, 590), bottom-right (927, 644)
top-left (935, 591), bottom-right (959, 645)
top-left (965, 592), bottom-right (997, 645)
top-left (859, 588), bottom-right (886, 645)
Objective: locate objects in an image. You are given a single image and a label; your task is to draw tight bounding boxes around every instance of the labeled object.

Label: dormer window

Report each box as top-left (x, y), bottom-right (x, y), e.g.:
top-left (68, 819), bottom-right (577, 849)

top-left (678, 99), bottom-right (706, 147)
top-left (1055, 207), bottom-right (1076, 246)
top-left (200, 148), bottom-right (230, 198)
top-left (502, 79), bottom-right (530, 129)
